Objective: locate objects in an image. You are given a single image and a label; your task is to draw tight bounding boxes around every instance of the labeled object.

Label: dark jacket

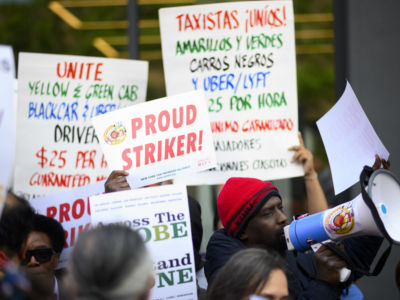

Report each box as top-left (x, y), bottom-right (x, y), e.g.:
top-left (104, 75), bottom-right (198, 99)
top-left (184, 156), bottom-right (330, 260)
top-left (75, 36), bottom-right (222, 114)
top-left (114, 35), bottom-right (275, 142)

top-left (205, 229), bottom-right (382, 300)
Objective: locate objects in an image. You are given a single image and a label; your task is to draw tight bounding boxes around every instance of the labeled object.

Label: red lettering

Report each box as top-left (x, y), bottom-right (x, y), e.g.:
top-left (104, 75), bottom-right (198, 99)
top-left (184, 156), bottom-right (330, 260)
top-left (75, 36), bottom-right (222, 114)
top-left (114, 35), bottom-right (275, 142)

top-left (172, 107), bottom-right (184, 128)
top-left (70, 226), bottom-right (76, 247)
top-left (131, 117), bottom-right (143, 139)
top-left (60, 203), bottom-right (71, 223)
top-left (56, 62), bottom-right (67, 78)
top-left (158, 110), bottom-right (170, 132)
top-left (176, 134), bottom-right (185, 156)
top-left (64, 230), bottom-right (69, 248)
top-left (72, 199), bottom-right (85, 219)
top-left (144, 143), bottom-right (155, 165)
top-left (47, 206), bottom-right (57, 218)
top-left (67, 62), bottom-right (77, 78)
top-left (186, 104), bottom-right (197, 125)
top-left (133, 145), bottom-right (143, 167)
top-left (187, 132), bottom-right (196, 154)
top-left (164, 137), bottom-right (176, 159)
top-left (86, 63), bottom-right (94, 80)
top-left (176, 14), bottom-right (184, 31)
top-left (94, 63), bottom-right (103, 81)
top-left (145, 114), bottom-right (157, 136)
top-left (122, 148), bottom-right (132, 171)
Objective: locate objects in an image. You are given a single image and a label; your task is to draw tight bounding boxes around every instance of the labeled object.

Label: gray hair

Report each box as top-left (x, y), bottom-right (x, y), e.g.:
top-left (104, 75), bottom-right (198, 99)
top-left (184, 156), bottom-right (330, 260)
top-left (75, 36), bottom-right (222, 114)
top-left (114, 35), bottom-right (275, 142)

top-left (66, 224), bottom-right (153, 300)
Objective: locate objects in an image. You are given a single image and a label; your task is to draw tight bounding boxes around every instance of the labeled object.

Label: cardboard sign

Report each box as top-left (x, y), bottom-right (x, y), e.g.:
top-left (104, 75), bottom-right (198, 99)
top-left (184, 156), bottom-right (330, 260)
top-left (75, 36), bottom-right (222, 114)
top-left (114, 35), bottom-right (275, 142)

top-left (92, 90), bottom-right (216, 188)
top-left (0, 45), bottom-right (15, 212)
top-left (90, 184), bottom-right (197, 300)
top-left (159, 1), bottom-right (302, 185)
top-left (317, 81), bottom-right (389, 194)
top-left (28, 180), bottom-right (105, 268)
top-left (13, 53), bottom-right (148, 199)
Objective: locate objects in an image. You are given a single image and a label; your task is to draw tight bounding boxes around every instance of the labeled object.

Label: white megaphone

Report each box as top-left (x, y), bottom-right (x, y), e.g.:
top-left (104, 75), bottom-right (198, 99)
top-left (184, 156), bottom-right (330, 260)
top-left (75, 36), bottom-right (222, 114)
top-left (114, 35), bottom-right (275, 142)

top-left (284, 168), bottom-right (400, 252)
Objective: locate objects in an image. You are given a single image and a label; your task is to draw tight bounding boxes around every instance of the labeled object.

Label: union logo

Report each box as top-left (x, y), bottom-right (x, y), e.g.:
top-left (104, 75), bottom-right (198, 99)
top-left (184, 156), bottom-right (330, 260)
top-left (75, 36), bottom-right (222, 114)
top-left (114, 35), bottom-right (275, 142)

top-left (104, 123), bottom-right (127, 145)
top-left (324, 203), bottom-right (355, 235)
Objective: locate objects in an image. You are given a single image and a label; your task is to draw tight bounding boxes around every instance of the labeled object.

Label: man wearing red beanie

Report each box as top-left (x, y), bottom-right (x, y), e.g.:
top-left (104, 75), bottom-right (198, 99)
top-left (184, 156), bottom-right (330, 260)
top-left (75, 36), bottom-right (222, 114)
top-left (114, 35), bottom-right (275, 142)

top-left (205, 152), bottom-right (383, 299)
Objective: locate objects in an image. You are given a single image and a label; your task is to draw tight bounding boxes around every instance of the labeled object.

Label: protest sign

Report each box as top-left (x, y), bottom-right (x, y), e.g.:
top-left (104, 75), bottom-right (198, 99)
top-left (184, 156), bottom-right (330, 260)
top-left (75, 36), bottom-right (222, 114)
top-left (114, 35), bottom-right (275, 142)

top-left (0, 45), bottom-right (15, 212)
top-left (317, 81), bottom-right (389, 195)
top-left (90, 184), bottom-right (197, 300)
top-left (92, 90), bottom-right (216, 188)
top-left (13, 53), bottom-right (148, 199)
top-left (159, 1), bottom-right (302, 185)
top-left (28, 180), bottom-right (105, 268)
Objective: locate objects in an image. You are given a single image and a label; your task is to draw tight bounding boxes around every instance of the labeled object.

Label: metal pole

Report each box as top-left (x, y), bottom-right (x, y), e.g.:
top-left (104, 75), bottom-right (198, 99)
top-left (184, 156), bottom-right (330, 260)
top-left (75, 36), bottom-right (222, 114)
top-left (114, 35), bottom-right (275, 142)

top-left (128, 0), bottom-right (139, 59)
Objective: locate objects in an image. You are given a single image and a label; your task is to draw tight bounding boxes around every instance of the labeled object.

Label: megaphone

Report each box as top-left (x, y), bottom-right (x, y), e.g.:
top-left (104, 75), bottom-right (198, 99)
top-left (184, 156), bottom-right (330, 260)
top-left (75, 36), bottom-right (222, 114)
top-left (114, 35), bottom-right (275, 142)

top-left (284, 168), bottom-right (400, 252)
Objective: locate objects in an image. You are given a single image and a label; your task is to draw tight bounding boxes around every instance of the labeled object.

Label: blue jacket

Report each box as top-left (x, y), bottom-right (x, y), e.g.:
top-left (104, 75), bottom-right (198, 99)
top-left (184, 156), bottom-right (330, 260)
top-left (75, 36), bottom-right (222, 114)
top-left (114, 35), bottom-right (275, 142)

top-left (205, 229), bottom-right (382, 300)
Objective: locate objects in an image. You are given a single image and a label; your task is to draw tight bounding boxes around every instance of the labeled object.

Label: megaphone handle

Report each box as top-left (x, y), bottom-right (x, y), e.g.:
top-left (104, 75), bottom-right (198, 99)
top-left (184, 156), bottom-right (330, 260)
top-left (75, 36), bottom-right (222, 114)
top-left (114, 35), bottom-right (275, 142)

top-left (311, 240), bottom-right (352, 283)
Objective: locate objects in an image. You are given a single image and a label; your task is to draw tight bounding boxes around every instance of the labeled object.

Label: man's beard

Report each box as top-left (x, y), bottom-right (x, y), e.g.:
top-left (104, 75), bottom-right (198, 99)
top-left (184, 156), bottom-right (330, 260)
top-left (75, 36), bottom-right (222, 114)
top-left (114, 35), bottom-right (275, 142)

top-left (273, 228), bottom-right (287, 255)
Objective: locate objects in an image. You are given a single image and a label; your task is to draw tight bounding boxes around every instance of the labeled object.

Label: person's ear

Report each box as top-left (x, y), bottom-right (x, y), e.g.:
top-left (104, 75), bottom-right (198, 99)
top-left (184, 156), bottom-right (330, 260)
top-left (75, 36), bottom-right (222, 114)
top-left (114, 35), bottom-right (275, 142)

top-left (239, 229), bottom-right (248, 242)
top-left (52, 253), bottom-right (60, 269)
top-left (16, 239), bottom-right (28, 264)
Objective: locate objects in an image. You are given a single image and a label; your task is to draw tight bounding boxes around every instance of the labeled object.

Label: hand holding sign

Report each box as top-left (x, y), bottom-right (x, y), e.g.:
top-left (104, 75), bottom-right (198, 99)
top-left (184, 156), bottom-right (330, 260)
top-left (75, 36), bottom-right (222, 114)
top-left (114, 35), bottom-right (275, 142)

top-left (92, 90), bottom-right (216, 188)
top-left (104, 170), bottom-right (130, 193)
top-left (288, 132), bottom-right (317, 180)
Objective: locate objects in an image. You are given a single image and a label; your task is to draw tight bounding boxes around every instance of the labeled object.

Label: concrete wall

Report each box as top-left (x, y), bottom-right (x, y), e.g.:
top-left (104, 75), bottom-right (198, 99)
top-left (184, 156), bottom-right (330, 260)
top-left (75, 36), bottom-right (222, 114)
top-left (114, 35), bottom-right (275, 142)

top-left (340, 1), bottom-right (400, 298)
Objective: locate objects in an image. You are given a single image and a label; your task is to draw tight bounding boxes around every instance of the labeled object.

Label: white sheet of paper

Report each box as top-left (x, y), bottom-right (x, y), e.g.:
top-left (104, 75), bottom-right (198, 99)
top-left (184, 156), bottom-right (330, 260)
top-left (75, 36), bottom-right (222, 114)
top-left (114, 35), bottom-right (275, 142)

top-left (28, 180), bottom-right (105, 268)
top-left (316, 81), bottom-right (389, 195)
top-left (90, 184), bottom-right (197, 300)
top-left (0, 45), bottom-right (15, 212)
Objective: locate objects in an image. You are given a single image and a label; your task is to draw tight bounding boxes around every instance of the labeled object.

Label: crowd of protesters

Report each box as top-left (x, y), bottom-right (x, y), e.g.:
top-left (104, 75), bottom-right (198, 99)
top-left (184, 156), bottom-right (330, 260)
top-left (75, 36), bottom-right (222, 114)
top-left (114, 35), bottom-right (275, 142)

top-left (0, 132), bottom-right (397, 300)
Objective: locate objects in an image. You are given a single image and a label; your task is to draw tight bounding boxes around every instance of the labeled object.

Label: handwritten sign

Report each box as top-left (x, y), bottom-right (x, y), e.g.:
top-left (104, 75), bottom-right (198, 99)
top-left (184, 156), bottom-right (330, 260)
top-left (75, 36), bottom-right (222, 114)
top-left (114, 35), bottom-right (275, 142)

top-left (13, 53), bottom-right (148, 199)
top-left (90, 184), bottom-right (197, 300)
top-left (159, 1), bottom-right (302, 185)
top-left (0, 45), bottom-right (15, 212)
top-left (92, 90), bottom-right (216, 188)
top-left (317, 81), bottom-right (389, 194)
top-left (28, 180), bottom-right (105, 268)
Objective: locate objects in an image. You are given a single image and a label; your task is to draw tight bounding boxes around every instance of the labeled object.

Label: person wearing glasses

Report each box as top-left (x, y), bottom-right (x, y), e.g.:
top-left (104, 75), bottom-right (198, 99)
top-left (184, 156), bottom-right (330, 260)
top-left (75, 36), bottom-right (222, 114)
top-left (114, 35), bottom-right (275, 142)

top-left (21, 213), bottom-right (65, 299)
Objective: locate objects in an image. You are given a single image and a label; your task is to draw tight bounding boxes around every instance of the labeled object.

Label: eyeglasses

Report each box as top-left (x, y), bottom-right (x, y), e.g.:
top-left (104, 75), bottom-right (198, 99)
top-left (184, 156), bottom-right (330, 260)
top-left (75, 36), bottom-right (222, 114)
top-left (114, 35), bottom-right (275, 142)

top-left (21, 248), bottom-right (56, 265)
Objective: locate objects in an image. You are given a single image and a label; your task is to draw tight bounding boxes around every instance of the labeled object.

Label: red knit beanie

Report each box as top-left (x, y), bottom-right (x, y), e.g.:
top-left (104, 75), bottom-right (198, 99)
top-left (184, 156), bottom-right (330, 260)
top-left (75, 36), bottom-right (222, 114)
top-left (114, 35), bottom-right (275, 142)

top-left (217, 177), bottom-right (280, 237)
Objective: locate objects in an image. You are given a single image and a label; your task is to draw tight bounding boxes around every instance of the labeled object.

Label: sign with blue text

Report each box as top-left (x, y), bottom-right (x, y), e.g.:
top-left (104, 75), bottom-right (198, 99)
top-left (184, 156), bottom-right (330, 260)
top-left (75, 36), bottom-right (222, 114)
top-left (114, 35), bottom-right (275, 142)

top-left (160, 1), bottom-right (302, 184)
top-left (14, 53), bottom-right (148, 199)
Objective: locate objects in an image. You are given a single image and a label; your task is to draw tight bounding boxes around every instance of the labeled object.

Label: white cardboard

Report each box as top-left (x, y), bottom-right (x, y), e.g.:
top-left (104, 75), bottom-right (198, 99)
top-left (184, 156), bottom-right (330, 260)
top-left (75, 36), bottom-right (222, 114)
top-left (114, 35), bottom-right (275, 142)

top-left (92, 90), bottom-right (216, 188)
top-left (159, 1), bottom-right (302, 185)
top-left (90, 184), bottom-right (197, 300)
top-left (14, 52), bottom-right (148, 199)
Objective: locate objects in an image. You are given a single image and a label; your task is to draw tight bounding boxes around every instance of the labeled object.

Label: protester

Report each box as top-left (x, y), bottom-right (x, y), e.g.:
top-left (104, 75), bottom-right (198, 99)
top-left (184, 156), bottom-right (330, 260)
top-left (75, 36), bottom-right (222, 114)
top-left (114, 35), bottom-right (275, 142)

top-left (205, 157), bottom-right (386, 299)
top-left (0, 192), bottom-right (34, 267)
top-left (207, 248), bottom-right (289, 300)
top-left (0, 192), bottom-right (35, 299)
top-left (21, 214), bottom-right (65, 299)
top-left (63, 224), bottom-right (154, 300)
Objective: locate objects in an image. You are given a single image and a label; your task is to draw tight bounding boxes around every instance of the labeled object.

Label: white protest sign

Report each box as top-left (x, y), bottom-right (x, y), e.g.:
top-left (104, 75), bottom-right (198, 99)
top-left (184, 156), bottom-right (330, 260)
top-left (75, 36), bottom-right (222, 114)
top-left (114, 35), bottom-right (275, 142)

top-left (28, 180), bottom-right (105, 268)
top-left (90, 184), bottom-right (197, 300)
top-left (159, 1), bottom-right (302, 185)
top-left (0, 45), bottom-right (15, 211)
top-left (92, 90), bottom-right (216, 188)
top-left (14, 53), bottom-right (148, 199)
top-left (316, 81), bottom-right (389, 195)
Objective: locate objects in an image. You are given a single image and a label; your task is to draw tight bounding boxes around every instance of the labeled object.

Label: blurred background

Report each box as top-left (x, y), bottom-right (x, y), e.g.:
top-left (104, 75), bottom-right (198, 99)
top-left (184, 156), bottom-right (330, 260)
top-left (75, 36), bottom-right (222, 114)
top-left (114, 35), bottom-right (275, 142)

top-left (1, 0), bottom-right (399, 298)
